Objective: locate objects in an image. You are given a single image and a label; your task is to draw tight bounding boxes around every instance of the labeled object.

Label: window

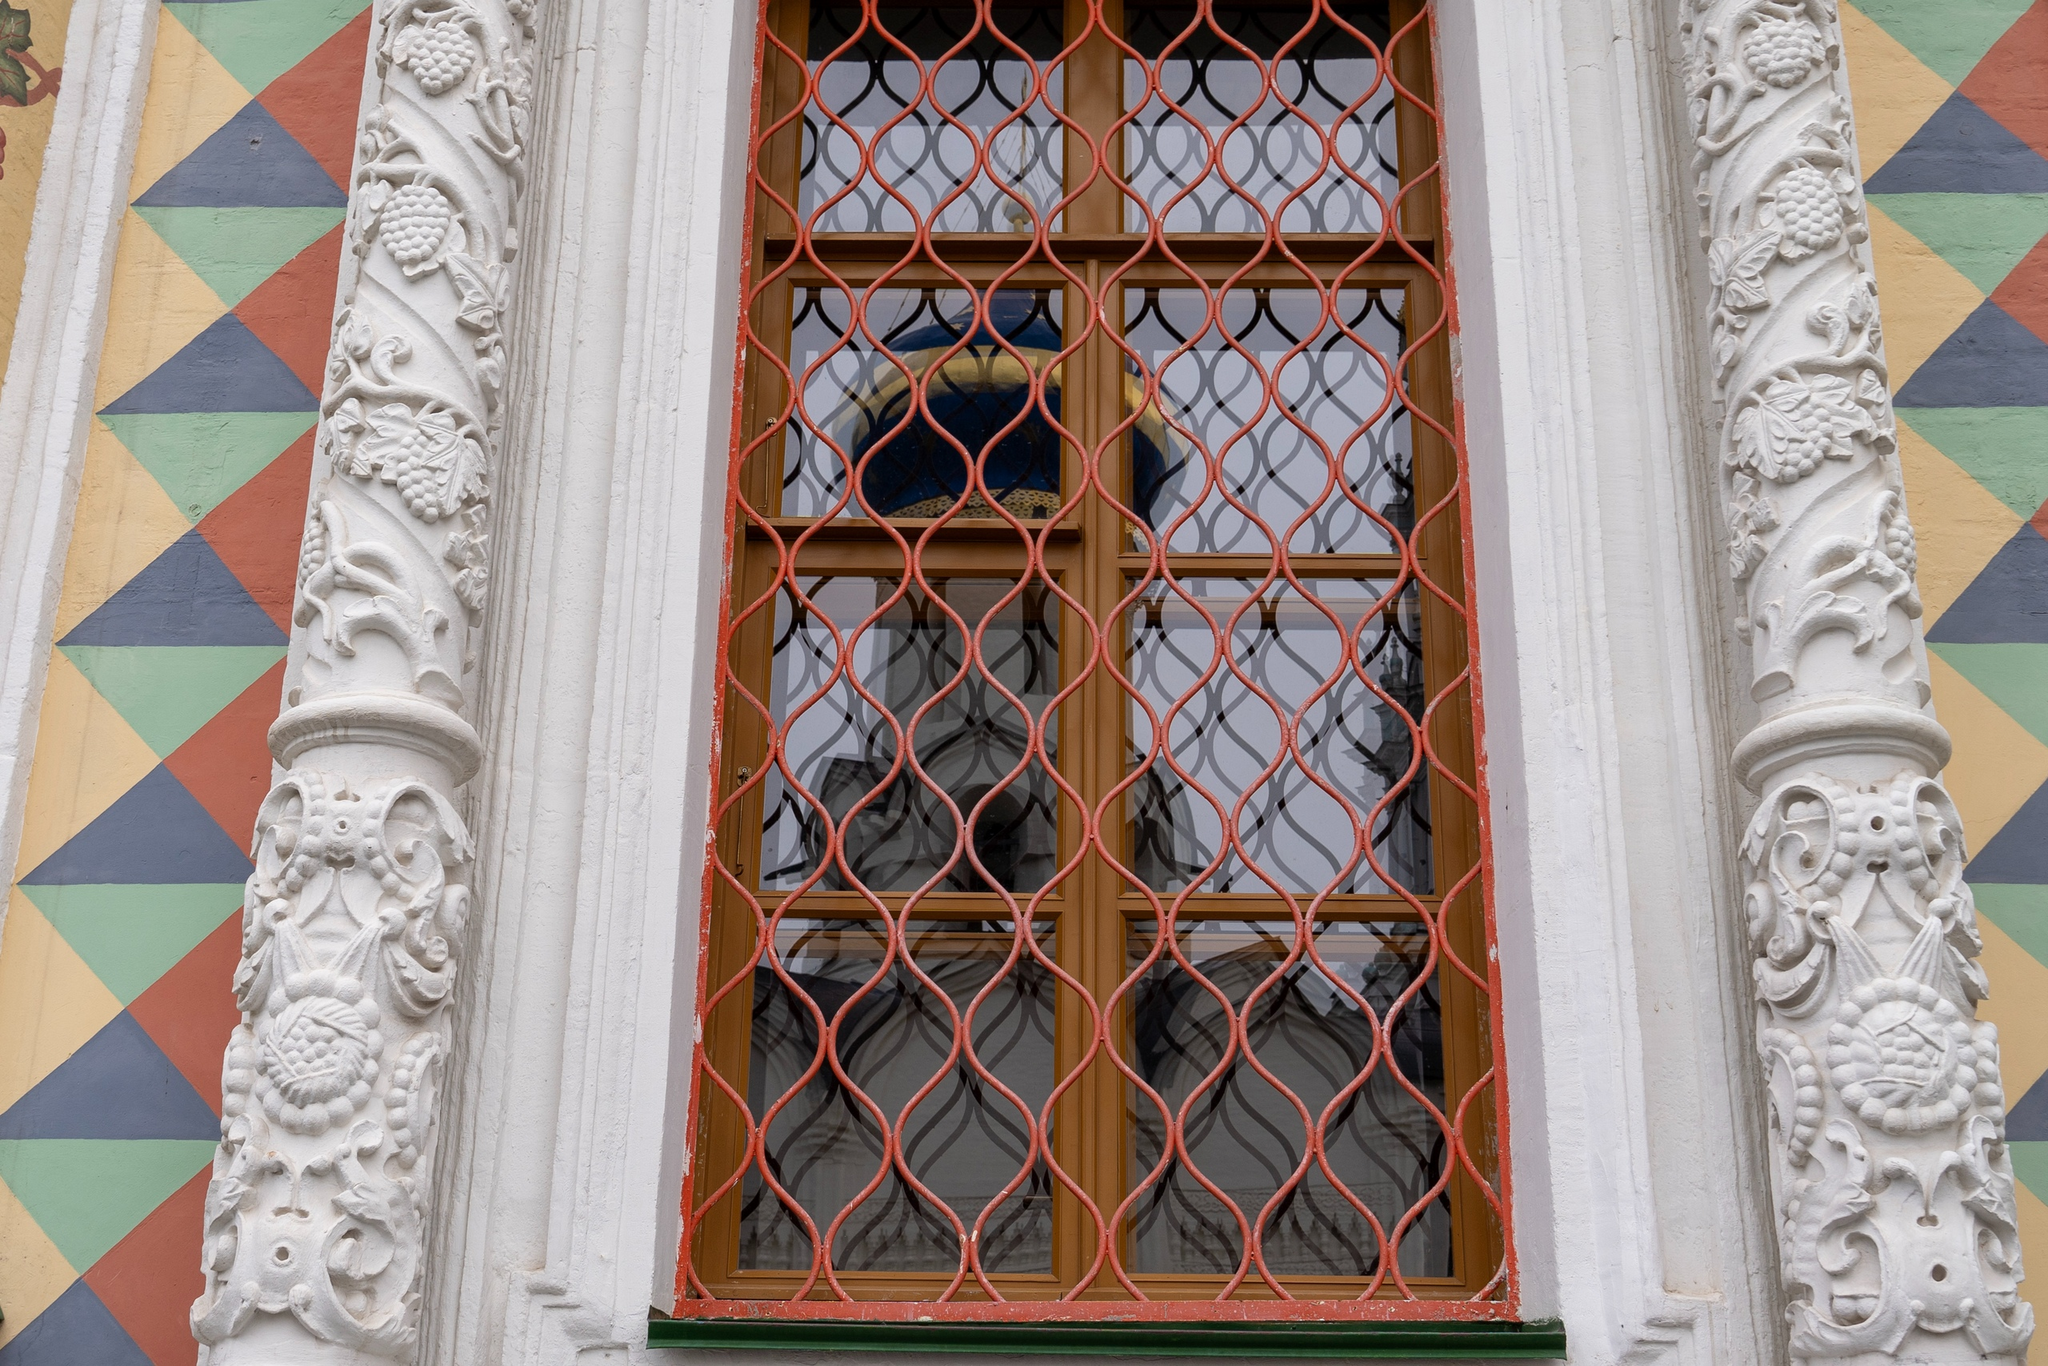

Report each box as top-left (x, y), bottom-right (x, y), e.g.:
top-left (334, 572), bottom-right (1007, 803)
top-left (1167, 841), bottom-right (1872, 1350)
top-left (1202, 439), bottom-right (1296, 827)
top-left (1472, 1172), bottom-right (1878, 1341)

top-left (683, 0), bottom-right (1505, 1316)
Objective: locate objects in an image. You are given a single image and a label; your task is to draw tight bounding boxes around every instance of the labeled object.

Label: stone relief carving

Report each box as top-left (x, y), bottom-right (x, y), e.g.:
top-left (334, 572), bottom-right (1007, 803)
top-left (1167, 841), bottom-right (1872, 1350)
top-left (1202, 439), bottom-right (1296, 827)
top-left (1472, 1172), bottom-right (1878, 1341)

top-left (190, 0), bottom-right (537, 1359)
top-left (1684, 1), bottom-right (2030, 1361)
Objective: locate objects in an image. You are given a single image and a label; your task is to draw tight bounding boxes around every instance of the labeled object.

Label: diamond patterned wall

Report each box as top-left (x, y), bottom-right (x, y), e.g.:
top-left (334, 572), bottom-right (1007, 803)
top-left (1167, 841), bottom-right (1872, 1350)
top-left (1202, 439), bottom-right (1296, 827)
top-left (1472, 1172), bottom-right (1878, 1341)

top-left (0, 3), bottom-right (369, 1360)
top-left (0, 1), bottom-right (2044, 1359)
top-left (1843, 0), bottom-right (2048, 1326)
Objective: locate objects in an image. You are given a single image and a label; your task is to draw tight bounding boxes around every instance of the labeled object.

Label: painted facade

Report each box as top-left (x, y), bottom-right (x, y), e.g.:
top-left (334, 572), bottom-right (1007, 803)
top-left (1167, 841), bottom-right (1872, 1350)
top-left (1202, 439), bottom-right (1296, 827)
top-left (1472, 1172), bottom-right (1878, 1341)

top-left (0, 0), bottom-right (2041, 1361)
top-left (0, 0), bottom-right (71, 369)
top-left (0, 2), bottom-right (364, 1359)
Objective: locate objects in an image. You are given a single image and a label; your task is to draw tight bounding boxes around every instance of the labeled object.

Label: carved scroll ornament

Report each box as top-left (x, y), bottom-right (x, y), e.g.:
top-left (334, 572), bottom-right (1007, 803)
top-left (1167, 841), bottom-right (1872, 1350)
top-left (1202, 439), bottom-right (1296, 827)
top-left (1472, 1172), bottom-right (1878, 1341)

top-left (1683, 2), bottom-right (2031, 1361)
top-left (190, 0), bottom-right (537, 1359)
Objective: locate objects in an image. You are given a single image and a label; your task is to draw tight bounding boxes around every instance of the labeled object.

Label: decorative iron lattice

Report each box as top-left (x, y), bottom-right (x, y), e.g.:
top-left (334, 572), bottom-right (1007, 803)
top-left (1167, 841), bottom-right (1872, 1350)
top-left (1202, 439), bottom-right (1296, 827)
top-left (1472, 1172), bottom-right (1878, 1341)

top-left (684, 0), bottom-right (1507, 1319)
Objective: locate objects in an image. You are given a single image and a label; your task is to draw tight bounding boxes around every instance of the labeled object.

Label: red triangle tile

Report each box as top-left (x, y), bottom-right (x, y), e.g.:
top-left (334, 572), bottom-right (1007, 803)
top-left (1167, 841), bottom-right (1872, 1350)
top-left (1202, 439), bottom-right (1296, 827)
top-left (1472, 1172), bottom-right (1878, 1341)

top-left (82, 1165), bottom-right (208, 1366)
top-left (1992, 229), bottom-right (2048, 350)
top-left (234, 224), bottom-right (343, 394)
top-left (1961, 0), bottom-right (2048, 162)
top-left (257, 8), bottom-right (375, 191)
top-left (164, 658), bottom-right (283, 845)
top-left (127, 910), bottom-right (242, 1113)
top-left (197, 429), bottom-right (313, 633)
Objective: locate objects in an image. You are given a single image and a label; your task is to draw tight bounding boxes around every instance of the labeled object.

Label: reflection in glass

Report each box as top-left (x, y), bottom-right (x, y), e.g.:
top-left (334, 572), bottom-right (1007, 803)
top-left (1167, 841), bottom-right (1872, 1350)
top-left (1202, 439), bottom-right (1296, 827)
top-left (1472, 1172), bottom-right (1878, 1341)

top-left (1124, 2), bottom-right (1396, 234)
top-left (760, 577), bottom-right (1061, 894)
top-left (1125, 287), bottom-right (1410, 555)
top-left (782, 288), bottom-right (1064, 520)
top-left (1126, 920), bottom-right (1450, 1278)
top-left (802, 3), bottom-right (1065, 233)
top-left (1126, 579), bottom-right (1430, 895)
top-left (742, 918), bottom-right (1057, 1272)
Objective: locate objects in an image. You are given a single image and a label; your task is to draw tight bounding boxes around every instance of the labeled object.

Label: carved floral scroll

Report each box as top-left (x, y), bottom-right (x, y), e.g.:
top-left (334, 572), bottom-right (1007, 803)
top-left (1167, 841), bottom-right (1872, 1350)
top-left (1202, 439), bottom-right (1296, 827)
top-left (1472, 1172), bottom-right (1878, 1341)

top-left (1683, 1), bottom-right (2031, 1360)
top-left (189, 0), bottom-right (537, 1358)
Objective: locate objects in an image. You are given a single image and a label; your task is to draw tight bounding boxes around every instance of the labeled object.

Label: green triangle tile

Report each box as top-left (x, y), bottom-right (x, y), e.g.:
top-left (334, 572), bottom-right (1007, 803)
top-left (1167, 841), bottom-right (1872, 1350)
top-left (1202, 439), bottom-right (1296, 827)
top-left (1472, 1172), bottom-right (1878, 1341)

top-left (98, 412), bottom-right (314, 524)
top-left (1930, 643), bottom-right (2048, 745)
top-left (60, 645), bottom-right (286, 757)
top-left (0, 1139), bottom-right (217, 1271)
top-left (1901, 408), bottom-right (2048, 518)
top-left (134, 206), bottom-right (345, 309)
top-left (18, 884), bottom-right (244, 1005)
top-left (1974, 884), bottom-right (2048, 967)
top-left (1867, 194), bottom-right (2048, 295)
top-left (1851, 0), bottom-right (2035, 85)
top-left (2011, 1140), bottom-right (2048, 1204)
top-left (162, 0), bottom-right (370, 96)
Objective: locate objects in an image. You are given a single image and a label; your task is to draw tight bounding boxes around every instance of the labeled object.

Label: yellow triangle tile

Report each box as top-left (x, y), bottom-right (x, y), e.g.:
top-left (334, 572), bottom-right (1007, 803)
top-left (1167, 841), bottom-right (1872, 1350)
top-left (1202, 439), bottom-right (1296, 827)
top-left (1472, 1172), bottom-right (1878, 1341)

top-left (0, 1168), bottom-right (78, 1352)
top-left (126, 7), bottom-right (251, 202)
top-left (91, 209), bottom-right (227, 411)
top-left (1840, 2), bottom-right (1954, 177)
top-left (52, 421), bottom-right (190, 640)
top-left (10, 654), bottom-right (160, 881)
top-left (1899, 417), bottom-right (2021, 627)
top-left (1977, 914), bottom-right (2048, 1111)
top-left (2017, 1179), bottom-right (2048, 1328)
top-left (1867, 202), bottom-right (1984, 390)
top-left (0, 890), bottom-right (123, 1116)
top-left (1931, 650), bottom-right (2048, 853)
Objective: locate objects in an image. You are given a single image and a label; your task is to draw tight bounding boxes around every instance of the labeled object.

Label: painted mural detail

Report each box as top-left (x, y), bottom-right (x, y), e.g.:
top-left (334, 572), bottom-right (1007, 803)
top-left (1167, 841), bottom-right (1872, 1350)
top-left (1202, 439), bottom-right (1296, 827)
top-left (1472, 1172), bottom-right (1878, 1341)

top-left (188, 0), bottom-right (539, 1358)
top-left (1683, 1), bottom-right (2033, 1362)
top-left (0, 0), bottom-right (59, 181)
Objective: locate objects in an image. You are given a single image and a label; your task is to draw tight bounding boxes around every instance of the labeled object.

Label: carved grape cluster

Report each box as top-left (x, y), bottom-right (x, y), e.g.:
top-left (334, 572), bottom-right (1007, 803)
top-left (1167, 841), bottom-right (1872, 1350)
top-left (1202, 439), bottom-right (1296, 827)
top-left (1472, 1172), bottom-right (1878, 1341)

top-left (399, 20), bottom-right (477, 95)
top-left (1882, 509), bottom-right (1918, 577)
top-left (1742, 16), bottom-right (1825, 88)
top-left (380, 182), bottom-right (454, 269)
top-left (1772, 164), bottom-right (1844, 255)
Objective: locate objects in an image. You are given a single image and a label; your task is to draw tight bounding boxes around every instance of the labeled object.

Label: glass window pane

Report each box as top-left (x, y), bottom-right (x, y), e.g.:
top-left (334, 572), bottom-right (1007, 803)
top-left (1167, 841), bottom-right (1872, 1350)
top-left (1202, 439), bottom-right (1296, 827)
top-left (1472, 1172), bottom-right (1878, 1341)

top-left (742, 918), bottom-right (1058, 1273)
top-left (782, 286), bottom-right (1065, 521)
top-left (1125, 287), bottom-right (1410, 556)
top-left (1125, 919), bottom-right (1451, 1279)
top-left (1125, 578), bottom-right (1430, 896)
top-left (1123, 2), bottom-right (1396, 234)
top-left (760, 576), bottom-right (1062, 895)
top-left (802, 3), bottom-right (1065, 233)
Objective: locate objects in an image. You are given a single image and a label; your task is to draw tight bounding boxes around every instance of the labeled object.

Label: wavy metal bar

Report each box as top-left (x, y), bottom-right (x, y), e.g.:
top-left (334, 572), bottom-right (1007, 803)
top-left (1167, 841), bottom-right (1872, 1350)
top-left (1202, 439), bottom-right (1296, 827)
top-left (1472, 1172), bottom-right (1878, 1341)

top-left (682, 0), bottom-right (1506, 1312)
top-left (188, 0), bottom-right (538, 1358)
top-left (1681, 2), bottom-right (2032, 1360)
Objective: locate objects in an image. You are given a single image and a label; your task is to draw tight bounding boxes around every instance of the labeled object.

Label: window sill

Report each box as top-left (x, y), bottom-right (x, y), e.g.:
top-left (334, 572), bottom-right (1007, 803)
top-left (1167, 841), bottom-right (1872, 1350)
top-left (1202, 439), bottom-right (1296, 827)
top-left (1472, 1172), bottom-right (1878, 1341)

top-left (646, 1315), bottom-right (1567, 1358)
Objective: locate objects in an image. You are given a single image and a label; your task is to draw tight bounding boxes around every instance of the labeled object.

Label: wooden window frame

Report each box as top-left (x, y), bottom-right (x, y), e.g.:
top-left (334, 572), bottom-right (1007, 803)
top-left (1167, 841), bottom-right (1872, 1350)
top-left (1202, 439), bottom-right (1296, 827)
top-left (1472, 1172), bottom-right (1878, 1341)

top-left (679, 0), bottom-right (1512, 1320)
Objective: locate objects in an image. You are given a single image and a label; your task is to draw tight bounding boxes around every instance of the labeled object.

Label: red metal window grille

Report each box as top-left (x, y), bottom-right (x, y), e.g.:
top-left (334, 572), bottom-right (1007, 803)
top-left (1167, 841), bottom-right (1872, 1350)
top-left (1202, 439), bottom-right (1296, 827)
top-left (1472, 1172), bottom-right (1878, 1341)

top-left (681, 0), bottom-right (1510, 1321)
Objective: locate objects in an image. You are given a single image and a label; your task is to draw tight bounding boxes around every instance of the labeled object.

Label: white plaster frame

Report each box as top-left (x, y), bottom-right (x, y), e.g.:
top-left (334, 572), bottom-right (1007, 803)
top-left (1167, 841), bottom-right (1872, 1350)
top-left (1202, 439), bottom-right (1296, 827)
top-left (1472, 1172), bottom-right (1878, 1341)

top-left (422, 0), bottom-right (1792, 1361)
top-left (0, 0), bottom-right (157, 912)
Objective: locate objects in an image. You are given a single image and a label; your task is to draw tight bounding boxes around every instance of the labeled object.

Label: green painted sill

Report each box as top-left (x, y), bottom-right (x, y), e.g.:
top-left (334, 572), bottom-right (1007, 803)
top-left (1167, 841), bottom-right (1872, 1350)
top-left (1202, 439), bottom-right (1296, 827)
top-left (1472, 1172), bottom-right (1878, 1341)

top-left (647, 1315), bottom-right (1568, 1358)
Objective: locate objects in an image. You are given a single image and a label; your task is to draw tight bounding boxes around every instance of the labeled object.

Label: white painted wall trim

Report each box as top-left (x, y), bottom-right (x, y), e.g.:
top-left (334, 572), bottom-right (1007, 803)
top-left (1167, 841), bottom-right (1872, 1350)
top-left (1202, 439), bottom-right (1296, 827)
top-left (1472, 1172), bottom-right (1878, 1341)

top-left (0, 0), bottom-right (156, 918)
top-left (428, 0), bottom-right (1786, 1361)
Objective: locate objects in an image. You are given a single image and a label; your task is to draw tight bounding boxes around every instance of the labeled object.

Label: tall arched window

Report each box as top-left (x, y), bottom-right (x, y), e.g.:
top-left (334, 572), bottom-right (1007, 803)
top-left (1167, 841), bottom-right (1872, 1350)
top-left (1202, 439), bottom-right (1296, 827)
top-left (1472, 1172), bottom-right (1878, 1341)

top-left (680, 0), bottom-right (1505, 1319)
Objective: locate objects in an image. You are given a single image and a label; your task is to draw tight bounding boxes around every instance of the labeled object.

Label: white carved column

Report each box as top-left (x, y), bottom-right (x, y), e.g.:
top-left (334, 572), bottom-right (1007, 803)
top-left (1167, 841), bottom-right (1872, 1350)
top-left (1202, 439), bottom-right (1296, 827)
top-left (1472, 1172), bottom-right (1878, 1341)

top-left (1681, 2), bottom-right (2032, 1361)
top-left (188, 0), bottom-right (536, 1359)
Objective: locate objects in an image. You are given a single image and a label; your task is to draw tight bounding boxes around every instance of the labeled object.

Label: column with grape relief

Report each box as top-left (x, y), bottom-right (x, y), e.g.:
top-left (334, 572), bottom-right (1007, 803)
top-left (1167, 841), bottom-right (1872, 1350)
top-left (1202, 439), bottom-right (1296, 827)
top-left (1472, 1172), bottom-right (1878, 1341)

top-left (187, 0), bottom-right (537, 1359)
top-left (1681, 1), bottom-right (2033, 1361)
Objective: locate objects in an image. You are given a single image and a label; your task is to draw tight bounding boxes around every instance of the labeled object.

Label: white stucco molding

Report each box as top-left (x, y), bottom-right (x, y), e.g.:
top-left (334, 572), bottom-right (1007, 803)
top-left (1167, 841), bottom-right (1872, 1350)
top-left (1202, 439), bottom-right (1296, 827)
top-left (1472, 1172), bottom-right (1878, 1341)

top-left (188, 0), bottom-right (542, 1360)
top-left (1679, 1), bottom-right (2032, 1362)
top-left (0, 0), bottom-right (157, 930)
